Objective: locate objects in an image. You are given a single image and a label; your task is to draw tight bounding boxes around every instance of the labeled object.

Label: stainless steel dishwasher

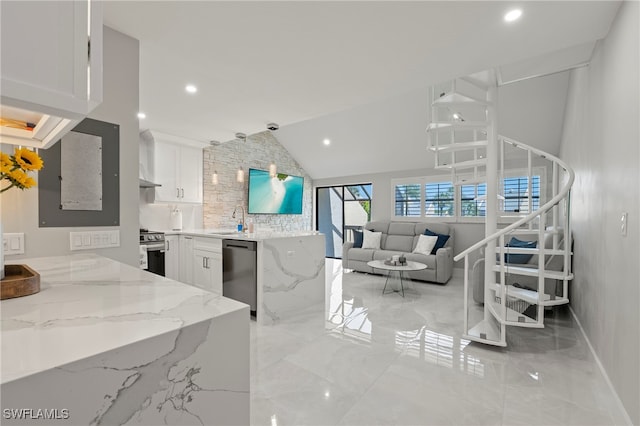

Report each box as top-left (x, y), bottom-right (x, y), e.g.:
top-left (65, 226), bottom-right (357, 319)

top-left (222, 239), bottom-right (257, 315)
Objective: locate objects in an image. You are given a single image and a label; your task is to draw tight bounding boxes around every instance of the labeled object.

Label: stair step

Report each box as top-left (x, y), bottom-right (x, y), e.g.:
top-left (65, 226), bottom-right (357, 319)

top-left (426, 121), bottom-right (488, 132)
top-left (464, 319), bottom-right (505, 346)
top-left (432, 92), bottom-right (488, 106)
top-left (494, 247), bottom-right (567, 255)
top-left (428, 140), bottom-right (488, 152)
top-left (501, 228), bottom-right (563, 235)
top-left (489, 283), bottom-right (569, 306)
top-left (455, 175), bottom-right (486, 185)
top-left (435, 158), bottom-right (486, 170)
top-left (460, 75), bottom-right (491, 89)
top-left (491, 265), bottom-right (573, 280)
top-left (487, 298), bottom-right (544, 328)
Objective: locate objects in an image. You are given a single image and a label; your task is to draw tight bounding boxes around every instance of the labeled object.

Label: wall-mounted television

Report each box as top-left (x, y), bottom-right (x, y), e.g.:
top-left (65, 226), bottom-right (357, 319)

top-left (248, 168), bottom-right (304, 214)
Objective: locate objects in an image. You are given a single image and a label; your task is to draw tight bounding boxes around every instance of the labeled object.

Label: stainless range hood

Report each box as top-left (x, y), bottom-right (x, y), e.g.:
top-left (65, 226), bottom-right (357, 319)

top-left (139, 178), bottom-right (161, 188)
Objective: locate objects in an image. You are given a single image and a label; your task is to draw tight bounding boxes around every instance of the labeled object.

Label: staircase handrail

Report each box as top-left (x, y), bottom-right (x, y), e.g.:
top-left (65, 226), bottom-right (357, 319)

top-left (453, 135), bottom-right (575, 262)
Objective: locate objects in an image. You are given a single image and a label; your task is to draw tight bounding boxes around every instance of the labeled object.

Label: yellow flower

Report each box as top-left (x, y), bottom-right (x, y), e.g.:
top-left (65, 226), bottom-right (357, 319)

top-left (14, 147), bottom-right (44, 171)
top-left (0, 152), bottom-right (11, 174)
top-left (8, 168), bottom-right (29, 187)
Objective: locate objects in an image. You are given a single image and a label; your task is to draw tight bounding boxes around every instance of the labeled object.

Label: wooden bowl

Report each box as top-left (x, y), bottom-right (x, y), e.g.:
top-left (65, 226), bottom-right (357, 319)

top-left (1, 264), bottom-right (41, 300)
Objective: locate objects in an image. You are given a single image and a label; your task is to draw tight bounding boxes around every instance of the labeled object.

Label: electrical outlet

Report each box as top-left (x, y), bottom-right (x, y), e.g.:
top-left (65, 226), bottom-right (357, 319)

top-left (621, 212), bottom-right (628, 237)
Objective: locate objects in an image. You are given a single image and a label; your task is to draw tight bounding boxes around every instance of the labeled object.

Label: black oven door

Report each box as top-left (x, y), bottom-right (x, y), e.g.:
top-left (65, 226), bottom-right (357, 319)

top-left (146, 247), bottom-right (166, 277)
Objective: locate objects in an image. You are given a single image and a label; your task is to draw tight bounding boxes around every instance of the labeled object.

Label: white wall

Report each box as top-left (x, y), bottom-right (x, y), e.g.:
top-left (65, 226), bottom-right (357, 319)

top-left (1, 27), bottom-right (140, 267)
top-left (558, 2), bottom-right (639, 423)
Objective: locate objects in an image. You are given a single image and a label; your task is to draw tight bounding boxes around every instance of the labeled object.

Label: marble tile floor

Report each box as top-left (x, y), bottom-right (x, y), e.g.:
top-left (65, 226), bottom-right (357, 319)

top-left (250, 259), bottom-right (628, 426)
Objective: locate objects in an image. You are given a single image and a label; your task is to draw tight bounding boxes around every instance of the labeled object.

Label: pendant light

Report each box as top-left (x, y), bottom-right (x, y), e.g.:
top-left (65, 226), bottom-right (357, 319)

top-left (212, 170), bottom-right (219, 185)
top-left (237, 167), bottom-right (245, 183)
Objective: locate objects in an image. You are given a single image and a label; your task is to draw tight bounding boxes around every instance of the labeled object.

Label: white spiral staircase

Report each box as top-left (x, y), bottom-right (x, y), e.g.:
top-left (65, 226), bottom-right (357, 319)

top-left (427, 72), bottom-right (574, 347)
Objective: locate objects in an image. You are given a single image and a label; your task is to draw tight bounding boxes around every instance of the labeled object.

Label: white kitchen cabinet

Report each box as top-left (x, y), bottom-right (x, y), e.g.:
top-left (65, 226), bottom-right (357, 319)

top-left (192, 238), bottom-right (222, 294)
top-left (165, 235), bottom-right (180, 281)
top-left (179, 236), bottom-right (194, 285)
top-left (0, 0), bottom-right (103, 149)
top-left (152, 137), bottom-right (203, 204)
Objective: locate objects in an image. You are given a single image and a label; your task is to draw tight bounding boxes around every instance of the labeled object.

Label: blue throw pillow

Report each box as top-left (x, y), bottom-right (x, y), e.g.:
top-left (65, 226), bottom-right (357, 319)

top-left (504, 237), bottom-right (536, 264)
top-left (353, 230), bottom-right (363, 248)
top-left (424, 229), bottom-right (450, 254)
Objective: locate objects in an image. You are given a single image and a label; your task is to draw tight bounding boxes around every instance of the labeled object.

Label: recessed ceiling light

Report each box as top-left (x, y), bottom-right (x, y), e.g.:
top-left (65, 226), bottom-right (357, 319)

top-left (323, 138), bottom-right (331, 146)
top-left (185, 84), bottom-right (198, 93)
top-left (137, 112), bottom-right (146, 119)
top-left (504, 9), bottom-right (522, 22)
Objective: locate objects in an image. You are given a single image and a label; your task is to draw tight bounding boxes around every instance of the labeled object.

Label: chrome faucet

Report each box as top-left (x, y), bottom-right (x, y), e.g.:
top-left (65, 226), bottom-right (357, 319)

top-left (232, 205), bottom-right (245, 232)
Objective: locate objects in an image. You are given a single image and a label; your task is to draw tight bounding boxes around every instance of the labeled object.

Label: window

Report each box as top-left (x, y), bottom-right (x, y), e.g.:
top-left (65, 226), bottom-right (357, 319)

top-left (459, 171), bottom-right (543, 218)
top-left (395, 183), bottom-right (421, 217)
top-left (460, 183), bottom-right (487, 217)
top-left (392, 168), bottom-right (545, 222)
top-left (425, 182), bottom-right (454, 217)
top-left (503, 176), bottom-right (540, 213)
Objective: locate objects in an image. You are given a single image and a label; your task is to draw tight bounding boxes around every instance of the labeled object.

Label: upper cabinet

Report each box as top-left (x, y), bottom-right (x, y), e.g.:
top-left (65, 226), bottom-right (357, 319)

top-left (0, 0), bottom-right (103, 149)
top-left (143, 130), bottom-right (204, 204)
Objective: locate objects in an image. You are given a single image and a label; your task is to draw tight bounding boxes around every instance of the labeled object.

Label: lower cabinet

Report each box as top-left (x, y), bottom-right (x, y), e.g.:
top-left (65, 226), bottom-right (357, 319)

top-left (165, 235), bottom-right (180, 281)
top-left (192, 237), bottom-right (222, 294)
top-left (179, 236), bottom-right (194, 285)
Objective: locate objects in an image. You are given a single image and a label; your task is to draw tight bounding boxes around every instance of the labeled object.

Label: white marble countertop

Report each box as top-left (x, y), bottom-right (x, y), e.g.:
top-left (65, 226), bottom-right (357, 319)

top-left (163, 229), bottom-right (321, 241)
top-left (1, 254), bottom-right (248, 384)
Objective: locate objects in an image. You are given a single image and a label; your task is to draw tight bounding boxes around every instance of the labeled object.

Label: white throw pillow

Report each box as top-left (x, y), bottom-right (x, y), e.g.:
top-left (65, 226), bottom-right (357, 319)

top-left (361, 229), bottom-right (382, 250)
top-left (413, 234), bottom-right (438, 256)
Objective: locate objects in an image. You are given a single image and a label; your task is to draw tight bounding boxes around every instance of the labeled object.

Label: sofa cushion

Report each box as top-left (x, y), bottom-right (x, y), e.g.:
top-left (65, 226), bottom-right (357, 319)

top-left (348, 248), bottom-right (375, 262)
top-left (424, 229), bottom-right (450, 254)
top-left (384, 235), bottom-right (414, 252)
top-left (362, 229), bottom-right (382, 249)
top-left (353, 230), bottom-right (363, 248)
top-left (504, 237), bottom-right (536, 264)
top-left (373, 250), bottom-right (403, 261)
top-left (403, 252), bottom-right (437, 269)
top-left (413, 235), bottom-right (438, 256)
top-left (415, 222), bottom-right (450, 238)
top-left (364, 221), bottom-right (390, 234)
top-left (388, 222), bottom-right (416, 236)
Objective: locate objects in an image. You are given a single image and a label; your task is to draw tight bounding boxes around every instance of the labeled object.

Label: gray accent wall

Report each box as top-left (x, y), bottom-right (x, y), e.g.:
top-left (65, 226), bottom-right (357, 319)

top-left (1, 27), bottom-right (140, 266)
top-left (558, 2), bottom-right (639, 423)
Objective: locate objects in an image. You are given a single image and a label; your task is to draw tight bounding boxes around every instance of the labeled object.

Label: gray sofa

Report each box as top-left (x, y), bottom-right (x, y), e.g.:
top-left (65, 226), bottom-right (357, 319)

top-left (342, 221), bottom-right (454, 284)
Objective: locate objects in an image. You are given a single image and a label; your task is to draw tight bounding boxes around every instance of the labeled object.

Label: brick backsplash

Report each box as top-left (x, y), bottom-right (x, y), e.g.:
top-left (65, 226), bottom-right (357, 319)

top-left (203, 131), bottom-right (313, 230)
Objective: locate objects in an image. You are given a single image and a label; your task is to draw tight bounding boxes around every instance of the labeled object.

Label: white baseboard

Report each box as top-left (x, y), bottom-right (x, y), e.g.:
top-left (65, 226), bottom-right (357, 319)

top-left (568, 306), bottom-right (634, 426)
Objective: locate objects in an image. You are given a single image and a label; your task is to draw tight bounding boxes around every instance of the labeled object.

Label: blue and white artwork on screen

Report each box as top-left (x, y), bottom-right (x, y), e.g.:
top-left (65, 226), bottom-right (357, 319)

top-left (248, 168), bottom-right (304, 214)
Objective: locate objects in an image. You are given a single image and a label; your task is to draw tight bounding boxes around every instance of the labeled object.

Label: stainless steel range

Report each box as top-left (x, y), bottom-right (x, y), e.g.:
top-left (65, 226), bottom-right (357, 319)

top-left (140, 229), bottom-right (166, 276)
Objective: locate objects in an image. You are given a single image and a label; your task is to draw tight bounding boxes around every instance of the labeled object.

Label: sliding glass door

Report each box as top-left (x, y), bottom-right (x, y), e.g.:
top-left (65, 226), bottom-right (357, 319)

top-left (316, 184), bottom-right (372, 258)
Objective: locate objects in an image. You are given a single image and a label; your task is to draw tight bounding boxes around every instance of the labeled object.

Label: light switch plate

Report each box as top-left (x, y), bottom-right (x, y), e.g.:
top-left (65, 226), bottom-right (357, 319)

top-left (70, 230), bottom-right (120, 251)
top-left (2, 233), bottom-right (25, 255)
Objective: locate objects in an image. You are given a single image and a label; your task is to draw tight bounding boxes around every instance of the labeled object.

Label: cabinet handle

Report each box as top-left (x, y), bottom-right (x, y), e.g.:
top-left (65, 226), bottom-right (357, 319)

top-left (166, 240), bottom-right (170, 251)
top-left (203, 257), bottom-right (206, 268)
top-left (176, 188), bottom-right (180, 198)
top-left (205, 257), bottom-right (209, 269)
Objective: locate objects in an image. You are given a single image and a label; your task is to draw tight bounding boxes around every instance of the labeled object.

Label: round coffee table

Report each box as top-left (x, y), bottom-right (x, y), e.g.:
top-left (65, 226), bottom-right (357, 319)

top-left (367, 260), bottom-right (427, 297)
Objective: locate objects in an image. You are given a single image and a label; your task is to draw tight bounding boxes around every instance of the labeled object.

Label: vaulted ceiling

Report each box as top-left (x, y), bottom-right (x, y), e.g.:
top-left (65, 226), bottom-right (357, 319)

top-left (104, 1), bottom-right (621, 179)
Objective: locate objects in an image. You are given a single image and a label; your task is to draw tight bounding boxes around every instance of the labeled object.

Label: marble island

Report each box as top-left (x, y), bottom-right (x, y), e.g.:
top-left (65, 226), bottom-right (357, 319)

top-left (1, 254), bottom-right (249, 425)
top-left (164, 230), bottom-right (326, 325)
